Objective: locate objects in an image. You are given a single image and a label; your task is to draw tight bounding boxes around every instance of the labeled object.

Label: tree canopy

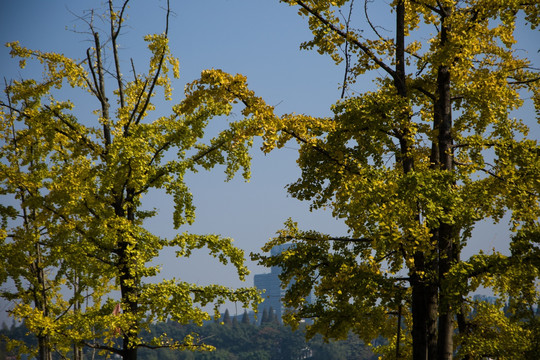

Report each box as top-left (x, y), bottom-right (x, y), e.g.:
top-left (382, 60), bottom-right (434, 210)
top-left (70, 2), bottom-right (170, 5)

top-left (0, 1), bottom-right (261, 359)
top-left (250, 1), bottom-right (540, 359)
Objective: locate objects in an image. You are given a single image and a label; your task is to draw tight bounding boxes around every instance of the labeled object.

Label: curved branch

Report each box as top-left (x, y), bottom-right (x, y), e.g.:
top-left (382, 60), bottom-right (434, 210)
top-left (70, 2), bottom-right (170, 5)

top-left (44, 105), bottom-right (104, 159)
top-left (283, 128), bottom-right (362, 176)
top-left (134, 138), bottom-right (229, 197)
top-left (131, 1), bottom-right (171, 129)
top-left (454, 160), bottom-right (538, 197)
top-left (340, 0), bottom-right (355, 98)
top-left (364, 0), bottom-right (387, 41)
top-left (283, 234), bottom-right (372, 243)
top-left (109, 0), bottom-right (130, 110)
top-left (83, 342), bottom-right (122, 356)
top-left (293, 0), bottom-right (397, 80)
top-left (507, 76), bottom-right (540, 85)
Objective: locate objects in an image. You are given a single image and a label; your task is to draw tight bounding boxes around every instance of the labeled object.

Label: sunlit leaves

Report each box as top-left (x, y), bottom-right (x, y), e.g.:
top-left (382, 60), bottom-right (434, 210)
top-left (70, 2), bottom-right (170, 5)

top-left (1, 2), bottom-right (263, 358)
top-left (257, 1), bottom-right (539, 358)
top-left (456, 301), bottom-right (534, 359)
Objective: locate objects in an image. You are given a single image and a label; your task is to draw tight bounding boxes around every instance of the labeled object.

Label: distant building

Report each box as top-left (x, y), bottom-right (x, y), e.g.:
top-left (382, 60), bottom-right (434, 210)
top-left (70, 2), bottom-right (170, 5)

top-left (254, 244), bottom-right (313, 323)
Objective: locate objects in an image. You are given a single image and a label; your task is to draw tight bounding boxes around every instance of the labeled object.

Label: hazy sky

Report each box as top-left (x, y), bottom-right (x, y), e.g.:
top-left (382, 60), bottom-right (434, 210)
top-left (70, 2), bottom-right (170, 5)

top-left (1, 0), bottom-right (538, 322)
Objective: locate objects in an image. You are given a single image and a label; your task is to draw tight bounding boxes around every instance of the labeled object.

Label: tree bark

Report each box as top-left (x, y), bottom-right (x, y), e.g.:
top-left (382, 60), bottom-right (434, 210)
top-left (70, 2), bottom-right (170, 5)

top-left (118, 189), bottom-right (139, 360)
top-left (395, 3), bottom-right (436, 359)
top-left (35, 254), bottom-right (53, 360)
top-left (434, 6), bottom-right (455, 359)
top-left (410, 256), bottom-right (427, 360)
top-left (30, 213), bottom-right (52, 360)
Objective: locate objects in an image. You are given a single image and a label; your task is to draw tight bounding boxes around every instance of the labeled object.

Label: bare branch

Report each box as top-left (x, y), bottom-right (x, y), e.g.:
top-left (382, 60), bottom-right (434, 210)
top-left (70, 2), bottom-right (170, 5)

top-left (147, 138), bottom-right (172, 168)
top-left (82, 342), bottom-right (122, 356)
top-left (507, 76), bottom-right (540, 85)
top-left (85, 48), bottom-right (100, 97)
top-left (130, 58), bottom-right (139, 83)
top-left (109, 0), bottom-right (129, 110)
top-left (293, 0), bottom-right (397, 79)
top-left (283, 234), bottom-right (372, 243)
top-left (90, 30), bottom-right (111, 147)
top-left (364, 0), bottom-right (387, 40)
top-left (132, 0), bottom-right (171, 128)
top-left (340, 0), bottom-right (355, 98)
top-left (189, 138), bottom-right (229, 164)
top-left (411, 83), bottom-right (436, 100)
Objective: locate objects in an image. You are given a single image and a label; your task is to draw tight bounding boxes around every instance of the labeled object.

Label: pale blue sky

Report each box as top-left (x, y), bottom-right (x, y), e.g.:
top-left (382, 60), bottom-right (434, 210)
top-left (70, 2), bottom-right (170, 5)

top-left (1, 0), bottom-right (538, 322)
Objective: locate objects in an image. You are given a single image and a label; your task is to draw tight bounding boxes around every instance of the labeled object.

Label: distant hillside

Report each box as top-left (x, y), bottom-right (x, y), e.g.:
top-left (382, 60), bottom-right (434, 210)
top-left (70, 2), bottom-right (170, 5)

top-left (0, 316), bottom-right (376, 360)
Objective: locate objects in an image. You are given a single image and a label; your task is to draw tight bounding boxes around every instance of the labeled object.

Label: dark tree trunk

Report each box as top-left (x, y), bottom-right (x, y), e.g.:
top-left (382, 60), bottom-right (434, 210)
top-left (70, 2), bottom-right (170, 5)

top-left (119, 239), bottom-right (139, 360)
top-left (395, 2), bottom-right (437, 358)
top-left (434, 7), bottom-right (455, 359)
top-left (395, 3), bottom-right (437, 359)
top-left (37, 335), bottom-right (52, 360)
top-left (411, 256), bottom-right (428, 360)
top-left (426, 263), bottom-right (439, 360)
top-left (73, 281), bottom-right (84, 360)
top-left (34, 243), bottom-right (52, 360)
top-left (119, 190), bottom-right (139, 360)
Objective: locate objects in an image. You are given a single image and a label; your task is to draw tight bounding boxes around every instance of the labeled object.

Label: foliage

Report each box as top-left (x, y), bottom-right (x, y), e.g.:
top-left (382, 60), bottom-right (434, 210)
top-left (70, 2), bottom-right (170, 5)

top-left (0, 1), bottom-right (261, 359)
top-left (247, 1), bottom-right (540, 359)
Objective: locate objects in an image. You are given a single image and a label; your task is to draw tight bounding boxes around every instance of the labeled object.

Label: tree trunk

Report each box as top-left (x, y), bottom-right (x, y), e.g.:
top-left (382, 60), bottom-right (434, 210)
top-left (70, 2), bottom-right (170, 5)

top-left (34, 243), bottom-right (52, 360)
top-left (73, 281), bottom-right (84, 360)
top-left (37, 335), bottom-right (52, 360)
top-left (426, 266), bottom-right (439, 360)
top-left (411, 257), bottom-right (427, 360)
top-left (119, 190), bottom-right (139, 360)
top-left (434, 7), bottom-right (455, 358)
top-left (119, 240), bottom-right (139, 360)
top-left (395, 3), bottom-right (437, 359)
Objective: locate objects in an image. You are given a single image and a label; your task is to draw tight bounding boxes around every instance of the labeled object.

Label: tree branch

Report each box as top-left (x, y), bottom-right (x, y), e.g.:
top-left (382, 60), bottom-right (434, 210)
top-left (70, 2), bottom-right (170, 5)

top-left (454, 160), bottom-right (538, 197)
top-left (109, 0), bottom-right (130, 110)
top-left (282, 234), bottom-right (371, 243)
top-left (131, 0), bottom-right (171, 129)
top-left (44, 105), bottom-right (104, 159)
top-left (340, 0), bottom-right (355, 98)
top-left (282, 128), bottom-right (362, 176)
top-left (89, 28), bottom-right (111, 147)
top-left (83, 342), bottom-right (122, 356)
top-left (292, 0), bottom-right (397, 80)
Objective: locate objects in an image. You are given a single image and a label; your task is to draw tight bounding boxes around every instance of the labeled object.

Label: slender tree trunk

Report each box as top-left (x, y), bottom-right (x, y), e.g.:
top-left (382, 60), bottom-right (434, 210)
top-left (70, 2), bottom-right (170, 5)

top-left (21, 168), bottom-right (53, 360)
top-left (410, 259), bottom-right (428, 360)
top-left (437, 225), bottom-right (454, 360)
top-left (434, 7), bottom-right (455, 359)
top-left (457, 301), bottom-right (471, 360)
top-left (119, 239), bottom-right (139, 360)
top-left (35, 251), bottom-right (52, 360)
top-left (73, 280), bottom-right (84, 360)
top-left (118, 190), bottom-right (139, 360)
top-left (395, 3), bottom-right (436, 359)
top-left (426, 264), bottom-right (439, 360)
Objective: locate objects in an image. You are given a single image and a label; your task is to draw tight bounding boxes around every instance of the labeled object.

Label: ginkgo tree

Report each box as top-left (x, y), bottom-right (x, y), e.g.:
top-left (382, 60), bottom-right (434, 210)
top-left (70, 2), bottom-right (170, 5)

top-left (245, 1), bottom-right (539, 359)
top-left (0, 99), bottom-right (107, 360)
top-left (0, 1), bottom-right (262, 359)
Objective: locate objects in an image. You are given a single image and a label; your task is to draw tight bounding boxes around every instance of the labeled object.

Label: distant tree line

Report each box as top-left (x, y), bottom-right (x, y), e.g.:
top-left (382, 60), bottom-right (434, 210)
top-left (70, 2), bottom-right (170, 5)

top-left (0, 311), bottom-right (376, 360)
